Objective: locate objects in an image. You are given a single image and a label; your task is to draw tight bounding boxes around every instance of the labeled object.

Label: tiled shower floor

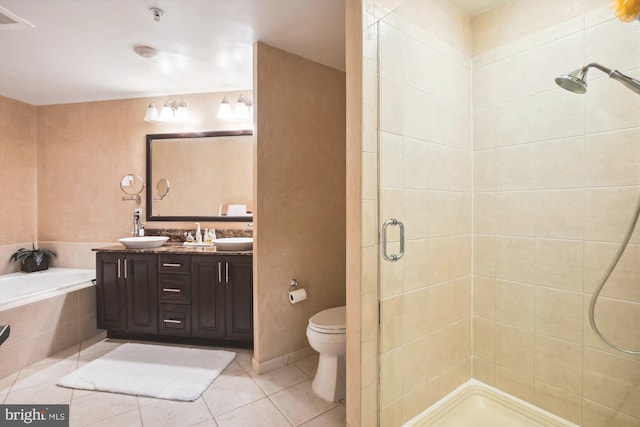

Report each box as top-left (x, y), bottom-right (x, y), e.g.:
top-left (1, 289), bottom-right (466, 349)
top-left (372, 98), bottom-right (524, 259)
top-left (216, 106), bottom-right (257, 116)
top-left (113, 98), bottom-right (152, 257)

top-left (0, 335), bottom-right (345, 427)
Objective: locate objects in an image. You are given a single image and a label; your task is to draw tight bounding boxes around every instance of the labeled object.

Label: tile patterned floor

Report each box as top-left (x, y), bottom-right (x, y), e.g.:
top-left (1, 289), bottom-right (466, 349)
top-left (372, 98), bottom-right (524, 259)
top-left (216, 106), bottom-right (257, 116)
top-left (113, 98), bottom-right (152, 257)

top-left (0, 335), bottom-right (346, 427)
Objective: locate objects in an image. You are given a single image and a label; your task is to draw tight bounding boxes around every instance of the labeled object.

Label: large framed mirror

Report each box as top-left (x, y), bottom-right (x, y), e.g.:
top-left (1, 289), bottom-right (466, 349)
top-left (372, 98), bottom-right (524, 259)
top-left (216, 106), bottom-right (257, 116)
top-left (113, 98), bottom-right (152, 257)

top-left (146, 130), bottom-right (254, 222)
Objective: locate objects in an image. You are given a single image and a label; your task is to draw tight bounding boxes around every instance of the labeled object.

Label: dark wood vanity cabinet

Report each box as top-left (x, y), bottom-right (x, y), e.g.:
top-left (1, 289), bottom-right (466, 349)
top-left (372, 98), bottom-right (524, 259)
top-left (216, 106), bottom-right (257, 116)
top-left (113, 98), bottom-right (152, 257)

top-left (191, 256), bottom-right (226, 339)
top-left (96, 253), bottom-right (158, 334)
top-left (224, 256), bottom-right (254, 342)
top-left (96, 251), bottom-right (253, 347)
top-left (191, 255), bottom-right (254, 343)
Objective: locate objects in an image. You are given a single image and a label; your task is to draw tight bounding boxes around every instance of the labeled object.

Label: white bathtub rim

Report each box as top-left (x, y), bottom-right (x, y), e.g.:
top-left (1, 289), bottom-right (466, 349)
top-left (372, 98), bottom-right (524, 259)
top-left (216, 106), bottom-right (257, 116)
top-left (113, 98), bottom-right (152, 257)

top-left (0, 268), bottom-right (95, 311)
top-left (404, 378), bottom-right (578, 427)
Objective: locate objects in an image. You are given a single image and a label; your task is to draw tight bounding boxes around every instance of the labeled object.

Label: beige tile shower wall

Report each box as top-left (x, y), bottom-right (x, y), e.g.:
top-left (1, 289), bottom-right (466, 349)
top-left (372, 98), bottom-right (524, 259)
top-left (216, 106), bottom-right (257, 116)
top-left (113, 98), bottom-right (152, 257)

top-left (375, 1), bottom-right (473, 425)
top-left (0, 96), bottom-right (37, 273)
top-left (471, 3), bottom-right (640, 426)
top-left (253, 43), bottom-right (346, 366)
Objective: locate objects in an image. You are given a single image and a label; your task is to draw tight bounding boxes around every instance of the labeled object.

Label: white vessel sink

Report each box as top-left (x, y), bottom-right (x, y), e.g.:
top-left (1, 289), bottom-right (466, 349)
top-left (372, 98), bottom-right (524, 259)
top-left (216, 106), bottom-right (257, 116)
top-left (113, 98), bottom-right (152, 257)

top-left (213, 237), bottom-right (253, 251)
top-left (119, 236), bottom-right (169, 249)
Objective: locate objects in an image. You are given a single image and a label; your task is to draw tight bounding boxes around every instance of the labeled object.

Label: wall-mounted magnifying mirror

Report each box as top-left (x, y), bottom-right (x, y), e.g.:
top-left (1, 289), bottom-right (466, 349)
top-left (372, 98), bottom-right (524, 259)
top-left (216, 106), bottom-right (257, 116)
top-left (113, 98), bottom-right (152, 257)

top-left (155, 178), bottom-right (171, 201)
top-left (120, 174), bottom-right (145, 204)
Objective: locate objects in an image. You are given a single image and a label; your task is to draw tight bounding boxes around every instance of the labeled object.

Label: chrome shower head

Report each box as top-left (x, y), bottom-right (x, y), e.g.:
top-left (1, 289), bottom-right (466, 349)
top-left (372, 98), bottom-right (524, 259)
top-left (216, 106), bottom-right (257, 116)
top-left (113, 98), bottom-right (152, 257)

top-left (556, 63), bottom-right (640, 95)
top-left (555, 69), bottom-right (587, 94)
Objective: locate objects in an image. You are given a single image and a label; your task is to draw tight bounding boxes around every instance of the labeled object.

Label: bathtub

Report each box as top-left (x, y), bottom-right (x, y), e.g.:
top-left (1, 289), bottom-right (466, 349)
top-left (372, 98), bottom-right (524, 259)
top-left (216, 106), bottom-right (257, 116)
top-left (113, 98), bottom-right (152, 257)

top-left (0, 268), bottom-right (95, 310)
top-left (406, 379), bottom-right (577, 427)
top-left (0, 268), bottom-right (100, 379)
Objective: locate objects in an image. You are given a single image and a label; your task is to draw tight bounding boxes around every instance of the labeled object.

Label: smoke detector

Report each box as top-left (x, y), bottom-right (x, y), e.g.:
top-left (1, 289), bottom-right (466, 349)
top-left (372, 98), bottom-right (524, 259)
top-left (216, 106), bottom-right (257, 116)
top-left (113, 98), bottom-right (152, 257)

top-left (149, 7), bottom-right (164, 22)
top-left (133, 45), bottom-right (159, 59)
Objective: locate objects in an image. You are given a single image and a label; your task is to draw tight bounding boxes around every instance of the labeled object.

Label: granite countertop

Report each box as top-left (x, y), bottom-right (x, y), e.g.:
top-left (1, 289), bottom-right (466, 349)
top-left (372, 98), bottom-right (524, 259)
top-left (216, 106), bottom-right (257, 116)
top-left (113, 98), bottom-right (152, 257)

top-left (93, 228), bottom-right (253, 256)
top-left (93, 244), bottom-right (252, 256)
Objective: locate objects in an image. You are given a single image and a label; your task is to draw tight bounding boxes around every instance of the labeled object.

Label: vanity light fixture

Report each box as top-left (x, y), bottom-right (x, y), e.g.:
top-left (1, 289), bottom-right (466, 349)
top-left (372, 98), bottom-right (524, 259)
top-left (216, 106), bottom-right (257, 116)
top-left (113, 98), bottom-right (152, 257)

top-left (144, 101), bottom-right (160, 122)
top-left (217, 93), bottom-right (252, 120)
top-left (144, 97), bottom-right (190, 123)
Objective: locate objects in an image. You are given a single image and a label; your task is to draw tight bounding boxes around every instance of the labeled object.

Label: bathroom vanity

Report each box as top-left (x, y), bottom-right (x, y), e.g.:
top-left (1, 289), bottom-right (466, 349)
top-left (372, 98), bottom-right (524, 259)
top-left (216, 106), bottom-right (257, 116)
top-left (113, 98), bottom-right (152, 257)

top-left (94, 246), bottom-right (253, 348)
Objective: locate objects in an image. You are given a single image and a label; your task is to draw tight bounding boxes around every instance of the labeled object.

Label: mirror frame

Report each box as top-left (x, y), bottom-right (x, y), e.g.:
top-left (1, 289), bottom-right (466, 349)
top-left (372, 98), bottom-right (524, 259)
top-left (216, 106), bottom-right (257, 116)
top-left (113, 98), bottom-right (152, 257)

top-left (146, 130), bottom-right (254, 222)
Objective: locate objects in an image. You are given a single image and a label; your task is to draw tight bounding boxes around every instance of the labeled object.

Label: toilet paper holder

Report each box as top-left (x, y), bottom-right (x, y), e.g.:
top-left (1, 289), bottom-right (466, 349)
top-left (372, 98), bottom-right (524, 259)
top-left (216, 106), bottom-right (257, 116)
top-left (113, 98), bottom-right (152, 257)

top-left (288, 278), bottom-right (307, 298)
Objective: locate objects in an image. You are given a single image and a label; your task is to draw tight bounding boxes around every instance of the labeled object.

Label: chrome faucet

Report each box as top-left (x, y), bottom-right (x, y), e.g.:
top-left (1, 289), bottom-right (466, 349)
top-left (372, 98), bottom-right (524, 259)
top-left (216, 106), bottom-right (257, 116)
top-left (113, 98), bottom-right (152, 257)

top-left (132, 208), bottom-right (142, 237)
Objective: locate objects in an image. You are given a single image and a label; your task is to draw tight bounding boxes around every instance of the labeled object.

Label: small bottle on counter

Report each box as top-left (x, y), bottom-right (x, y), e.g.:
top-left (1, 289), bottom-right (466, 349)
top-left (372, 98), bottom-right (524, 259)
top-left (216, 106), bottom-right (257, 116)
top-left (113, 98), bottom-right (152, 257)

top-left (195, 223), bottom-right (202, 243)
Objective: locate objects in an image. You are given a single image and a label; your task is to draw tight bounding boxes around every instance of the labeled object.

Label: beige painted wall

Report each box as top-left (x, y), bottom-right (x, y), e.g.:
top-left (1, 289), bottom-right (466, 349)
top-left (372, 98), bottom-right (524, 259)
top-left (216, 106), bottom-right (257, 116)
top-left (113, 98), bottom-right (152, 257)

top-left (30, 92), bottom-right (252, 269)
top-left (36, 92), bottom-right (252, 242)
top-left (254, 42), bottom-right (346, 366)
top-left (1, 91), bottom-right (250, 272)
top-left (0, 96), bottom-right (37, 274)
top-left (0, 95), bottom-right (37, 244)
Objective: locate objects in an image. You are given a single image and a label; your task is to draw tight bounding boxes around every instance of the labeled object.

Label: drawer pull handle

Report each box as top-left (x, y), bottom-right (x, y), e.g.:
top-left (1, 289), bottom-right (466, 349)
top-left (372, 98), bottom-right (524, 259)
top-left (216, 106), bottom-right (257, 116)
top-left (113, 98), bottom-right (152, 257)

top-left (163, 263), bottom-right (182, 268)
top-left (218, 262), bottom-right (222, 283)
top-left (163, 319), bottom-right (182, 324)
top-left (162, 288), bottom-right (181, 293)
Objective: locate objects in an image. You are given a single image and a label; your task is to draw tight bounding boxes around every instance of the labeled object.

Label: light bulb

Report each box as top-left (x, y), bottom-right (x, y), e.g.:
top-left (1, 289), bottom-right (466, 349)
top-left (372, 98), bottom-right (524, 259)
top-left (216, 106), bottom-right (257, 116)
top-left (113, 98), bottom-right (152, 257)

top-left (218, 96), bottom-right (233, 119)
top-left (175, 99), bottom-right (189, 122)
top-left (233, 96), bottom-right (249, 120)
top-left (158, 100), bottom-right (175, 122)
top-left (143, 102), bottom-right (159, 122)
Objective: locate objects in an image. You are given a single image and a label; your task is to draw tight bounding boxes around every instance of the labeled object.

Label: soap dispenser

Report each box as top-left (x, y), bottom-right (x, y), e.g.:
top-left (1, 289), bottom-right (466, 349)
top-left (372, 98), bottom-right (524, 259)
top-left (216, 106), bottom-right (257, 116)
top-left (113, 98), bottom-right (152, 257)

top-left (195, 223), bottom-right (202, 243)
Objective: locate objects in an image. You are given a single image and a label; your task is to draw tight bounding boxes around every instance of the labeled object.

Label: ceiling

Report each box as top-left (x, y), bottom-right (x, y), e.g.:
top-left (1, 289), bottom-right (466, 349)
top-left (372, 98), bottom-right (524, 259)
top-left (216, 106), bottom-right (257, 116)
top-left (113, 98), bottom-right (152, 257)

top-left (450, 0), bottom-right (507, 17)
top-left (0, 0), bottom-right (506, 107)
top-left (0, 0), bottom-right (345, 106)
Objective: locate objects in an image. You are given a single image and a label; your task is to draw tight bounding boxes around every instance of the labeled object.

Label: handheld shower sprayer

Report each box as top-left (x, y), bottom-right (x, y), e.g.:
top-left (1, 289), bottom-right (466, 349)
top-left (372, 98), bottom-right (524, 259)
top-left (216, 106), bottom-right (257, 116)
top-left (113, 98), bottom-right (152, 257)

top-left (555, 63), bottom-right (640, 95)
top-left (554, 62), bottom-right (640, 355)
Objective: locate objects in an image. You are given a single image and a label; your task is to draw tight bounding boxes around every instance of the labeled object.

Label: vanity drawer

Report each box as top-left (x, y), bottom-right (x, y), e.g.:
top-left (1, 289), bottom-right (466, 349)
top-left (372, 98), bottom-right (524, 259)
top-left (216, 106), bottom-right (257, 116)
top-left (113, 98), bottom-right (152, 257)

top-left (158, 255), bottom-right (190, 274)
top-left (159, 304), bottom-right (191, 336)
top-left (158, 275), bottom-right (191, 304)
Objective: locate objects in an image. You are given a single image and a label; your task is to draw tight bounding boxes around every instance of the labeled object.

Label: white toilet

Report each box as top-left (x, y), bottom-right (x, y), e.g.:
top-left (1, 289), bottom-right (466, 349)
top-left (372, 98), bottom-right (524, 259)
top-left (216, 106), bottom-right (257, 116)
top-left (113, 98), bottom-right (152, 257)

top-left (306, 306), bottom-right (346, 402)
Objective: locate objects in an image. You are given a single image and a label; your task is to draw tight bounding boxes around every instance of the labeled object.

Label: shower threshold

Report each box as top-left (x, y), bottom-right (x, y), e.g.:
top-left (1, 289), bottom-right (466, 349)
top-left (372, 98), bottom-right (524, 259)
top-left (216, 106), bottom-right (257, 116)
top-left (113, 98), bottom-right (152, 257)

top-left (405, 379), bottom-right (577, 427)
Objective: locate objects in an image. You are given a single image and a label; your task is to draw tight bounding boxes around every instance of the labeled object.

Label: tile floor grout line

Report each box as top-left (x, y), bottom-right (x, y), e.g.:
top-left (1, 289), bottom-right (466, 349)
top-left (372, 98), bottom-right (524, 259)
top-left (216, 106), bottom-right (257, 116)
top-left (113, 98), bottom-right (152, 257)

top-left (265, 393), bottom-right (296, 427)
top-left (248, 364), bottom-right (309, 397)
top-left (210, 394), bottom-right (267, 420)
top-left (200, 390), bottom-right (217, 424)
top-left (3, 369), bottom-right (21, 401)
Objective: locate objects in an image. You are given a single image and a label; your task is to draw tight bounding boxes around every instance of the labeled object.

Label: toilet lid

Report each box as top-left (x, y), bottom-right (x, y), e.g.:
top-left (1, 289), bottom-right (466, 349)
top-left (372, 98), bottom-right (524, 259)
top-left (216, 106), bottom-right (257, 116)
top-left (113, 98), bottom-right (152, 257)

top-left (309, 306), bottom-right (346, 333)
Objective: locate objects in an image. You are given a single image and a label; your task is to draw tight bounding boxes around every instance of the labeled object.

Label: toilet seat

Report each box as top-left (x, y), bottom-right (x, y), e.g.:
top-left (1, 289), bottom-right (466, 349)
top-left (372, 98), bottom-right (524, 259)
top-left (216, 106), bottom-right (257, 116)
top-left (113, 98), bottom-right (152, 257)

top-left (308, 306), bottom-right (346, 334)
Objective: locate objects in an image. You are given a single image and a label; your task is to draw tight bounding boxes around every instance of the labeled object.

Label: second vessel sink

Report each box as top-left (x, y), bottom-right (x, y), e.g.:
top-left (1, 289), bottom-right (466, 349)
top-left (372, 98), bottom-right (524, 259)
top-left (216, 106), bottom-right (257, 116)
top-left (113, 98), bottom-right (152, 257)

top-left (119, 236), bottom-right (169, 249)
top-left (213, 237), bottom-right (253, 251)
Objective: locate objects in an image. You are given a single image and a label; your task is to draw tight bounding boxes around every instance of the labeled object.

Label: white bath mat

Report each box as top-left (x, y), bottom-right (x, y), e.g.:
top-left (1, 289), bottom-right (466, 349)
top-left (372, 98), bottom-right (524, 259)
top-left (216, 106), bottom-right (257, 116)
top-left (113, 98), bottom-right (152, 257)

top-left (57, 343), bottom-right (236, 401)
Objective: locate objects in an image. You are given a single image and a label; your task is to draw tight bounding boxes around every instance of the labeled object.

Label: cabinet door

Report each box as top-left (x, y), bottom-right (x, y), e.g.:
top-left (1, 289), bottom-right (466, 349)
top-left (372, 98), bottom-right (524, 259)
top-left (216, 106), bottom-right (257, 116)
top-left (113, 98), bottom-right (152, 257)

top-left (96, 253), bottom-right (126, 331)
top-left (191, 255), bottom-right (225, 339)
top-left (126, 254), bottom-right (158, 334)
top-left (225, 256), bottom-right (253, 343)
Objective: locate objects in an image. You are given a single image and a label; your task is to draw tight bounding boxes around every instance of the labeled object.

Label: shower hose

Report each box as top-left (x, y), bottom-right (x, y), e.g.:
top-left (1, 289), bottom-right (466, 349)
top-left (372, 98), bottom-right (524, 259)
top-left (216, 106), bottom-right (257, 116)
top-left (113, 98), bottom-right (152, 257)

top-left (589, 190), bottom-right (640, 355)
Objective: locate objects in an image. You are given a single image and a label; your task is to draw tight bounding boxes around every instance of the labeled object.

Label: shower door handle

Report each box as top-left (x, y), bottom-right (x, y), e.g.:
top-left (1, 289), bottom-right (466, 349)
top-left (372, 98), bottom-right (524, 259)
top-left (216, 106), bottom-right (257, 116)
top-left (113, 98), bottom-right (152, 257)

top-left (381, 218), bottom-right (405, 262)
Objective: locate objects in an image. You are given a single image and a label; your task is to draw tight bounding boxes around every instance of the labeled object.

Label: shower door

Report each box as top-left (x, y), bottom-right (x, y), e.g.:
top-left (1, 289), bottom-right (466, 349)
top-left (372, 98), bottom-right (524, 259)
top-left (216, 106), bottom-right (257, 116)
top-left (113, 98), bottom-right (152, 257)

top-left (376, 5), bottom-right (474, 424)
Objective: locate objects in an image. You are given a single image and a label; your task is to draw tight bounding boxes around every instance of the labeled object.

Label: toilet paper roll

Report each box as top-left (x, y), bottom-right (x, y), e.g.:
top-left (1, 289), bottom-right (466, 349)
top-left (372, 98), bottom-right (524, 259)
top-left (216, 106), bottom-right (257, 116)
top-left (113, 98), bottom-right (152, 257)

top-left (288, 288), bottom-right (307, 304)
